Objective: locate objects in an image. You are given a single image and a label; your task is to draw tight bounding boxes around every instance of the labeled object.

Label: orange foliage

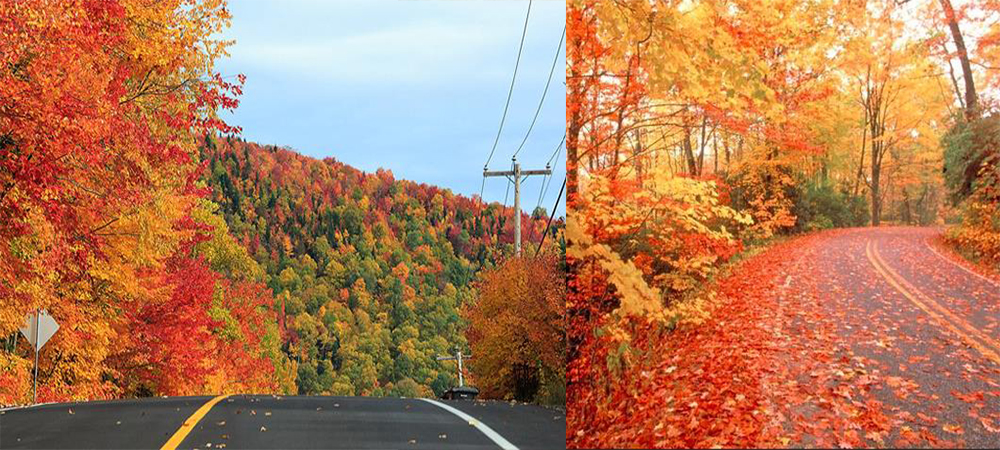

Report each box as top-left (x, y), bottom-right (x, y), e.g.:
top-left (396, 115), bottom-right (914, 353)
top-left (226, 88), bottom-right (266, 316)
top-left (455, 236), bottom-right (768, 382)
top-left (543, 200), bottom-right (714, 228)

top-left (463, 255), bottom-right (565, 404)
top-left (0, 0), bottom-right (290, 404)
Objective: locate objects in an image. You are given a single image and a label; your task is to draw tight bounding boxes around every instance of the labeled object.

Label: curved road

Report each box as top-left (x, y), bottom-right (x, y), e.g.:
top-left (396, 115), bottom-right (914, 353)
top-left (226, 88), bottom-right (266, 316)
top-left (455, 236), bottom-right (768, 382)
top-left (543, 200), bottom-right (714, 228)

top-left (0, 395), bottom-right (565, 449)
top-left (770, 227), bottom-right (999, 448)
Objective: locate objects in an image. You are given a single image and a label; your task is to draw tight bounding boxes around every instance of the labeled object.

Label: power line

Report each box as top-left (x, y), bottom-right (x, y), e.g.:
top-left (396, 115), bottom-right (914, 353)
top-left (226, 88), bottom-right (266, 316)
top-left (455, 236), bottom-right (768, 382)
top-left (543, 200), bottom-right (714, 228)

top-left (483, 0), bottom-right (532, 177)
top-left (536, 138), bottom-right (562, 210)
top-left (546, 134), bottom-right (565, 166)
top-left (535, 177), bottom-right (565, 257)
top-left (502, 162), bottom-right (513, 209)
top-left (535, 175), bottom-right (548, 212)
top-left (501, 159), bottom-right (514, 221)
top-left (512, 24), bottom-right (566, 159)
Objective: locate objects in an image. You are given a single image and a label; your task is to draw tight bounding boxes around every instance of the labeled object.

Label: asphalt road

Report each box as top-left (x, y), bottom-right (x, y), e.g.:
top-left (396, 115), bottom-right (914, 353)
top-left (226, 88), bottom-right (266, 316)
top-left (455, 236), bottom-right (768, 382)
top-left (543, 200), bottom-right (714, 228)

top-left (0, 395), bottom-right (565, 449)
top-left (772, 227), bottom-right (1000, 448)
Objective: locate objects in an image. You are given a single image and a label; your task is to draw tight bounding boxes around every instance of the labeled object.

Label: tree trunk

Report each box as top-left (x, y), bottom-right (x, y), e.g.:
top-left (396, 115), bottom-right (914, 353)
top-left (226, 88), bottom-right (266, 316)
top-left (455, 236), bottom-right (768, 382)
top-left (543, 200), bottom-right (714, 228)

top-left (713, 132), bottom-right (718, 174)
top-left (723, 132), bottom-right (730, 170)
top-left (683, 127), bottom-right (699, 176)
top-left (854, 111), bottom-right (867, 197)
top-left (870, 171), bottom-right (880, 226)
top-left (696, 117), bottom-right (708, 175)
top-left (939, 0), bottom-right (978, 119)
top-left (567, 118), bottom-right (579, 208)
top-left (902, 189), bottom-right (912, 225)
top-left (871, 139), bottom-right (881, 227)
top-left (566, 53), bottom-right (582, 209)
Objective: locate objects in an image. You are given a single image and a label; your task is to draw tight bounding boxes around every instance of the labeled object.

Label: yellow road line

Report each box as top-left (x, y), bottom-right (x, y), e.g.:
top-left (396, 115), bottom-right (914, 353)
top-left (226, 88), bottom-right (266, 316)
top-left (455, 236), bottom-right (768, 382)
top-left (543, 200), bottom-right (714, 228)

top-left (160, 395), bottom-right (231, 450)
top-left (872, 241), bottom-right (1000, 355)
top-left (866, 240), bottom-right (1000, 365)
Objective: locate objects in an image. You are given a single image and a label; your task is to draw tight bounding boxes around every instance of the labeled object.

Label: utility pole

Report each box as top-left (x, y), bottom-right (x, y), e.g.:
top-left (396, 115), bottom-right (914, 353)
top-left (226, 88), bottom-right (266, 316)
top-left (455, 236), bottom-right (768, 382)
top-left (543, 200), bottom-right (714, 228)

top-left (484, 156), bottom-right (551, 256)
top-left (436, 348), bottom-right (473, 387)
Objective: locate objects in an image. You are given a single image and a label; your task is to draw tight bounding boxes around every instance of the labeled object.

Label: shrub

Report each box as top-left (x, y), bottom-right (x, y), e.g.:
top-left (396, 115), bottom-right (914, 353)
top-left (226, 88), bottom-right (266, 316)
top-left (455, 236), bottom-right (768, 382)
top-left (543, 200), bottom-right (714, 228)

top-left (944, 114), bottom-right (1000, 264)
top-left (728, 156), bottom-right (799, 240)
top-left (793, 178), bottom-right (869, 231)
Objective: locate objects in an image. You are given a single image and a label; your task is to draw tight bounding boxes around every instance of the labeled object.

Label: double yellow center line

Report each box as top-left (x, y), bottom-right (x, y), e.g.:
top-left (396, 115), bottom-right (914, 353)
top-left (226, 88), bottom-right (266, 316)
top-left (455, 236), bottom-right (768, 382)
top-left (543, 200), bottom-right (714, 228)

top-left (866, 240), bottom-right (1000, 365)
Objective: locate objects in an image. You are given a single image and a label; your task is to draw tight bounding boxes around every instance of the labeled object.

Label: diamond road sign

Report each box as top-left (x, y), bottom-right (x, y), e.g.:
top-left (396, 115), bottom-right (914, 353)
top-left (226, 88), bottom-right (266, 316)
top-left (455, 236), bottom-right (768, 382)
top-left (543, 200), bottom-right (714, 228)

top-left (19, 309), bottom-right (59, 352)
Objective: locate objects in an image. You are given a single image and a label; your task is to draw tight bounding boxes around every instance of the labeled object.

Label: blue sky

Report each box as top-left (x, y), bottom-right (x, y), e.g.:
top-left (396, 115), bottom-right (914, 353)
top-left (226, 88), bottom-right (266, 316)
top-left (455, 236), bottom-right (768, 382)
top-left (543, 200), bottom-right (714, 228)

top-left (217, 0), bottom-right (566, 217)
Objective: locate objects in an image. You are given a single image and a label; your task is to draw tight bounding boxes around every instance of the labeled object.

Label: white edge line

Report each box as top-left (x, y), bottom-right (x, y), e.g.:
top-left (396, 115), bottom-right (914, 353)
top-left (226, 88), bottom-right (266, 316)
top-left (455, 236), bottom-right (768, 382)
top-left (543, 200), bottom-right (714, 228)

top-left (419, 398), bottom-right (519, 450)
top-left (924, 239), bottom-right (1000, 289)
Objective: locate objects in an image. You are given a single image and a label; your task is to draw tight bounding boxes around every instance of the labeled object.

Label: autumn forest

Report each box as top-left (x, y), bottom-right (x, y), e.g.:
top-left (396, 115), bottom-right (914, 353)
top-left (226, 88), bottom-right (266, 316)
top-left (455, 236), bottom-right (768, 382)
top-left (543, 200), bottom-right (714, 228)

top-left (567, 0), bottom-right (999, 448)
top-left (1, 0), bottom-right (565, 407)
top-left (3, 0), bottom-right (1000, 448)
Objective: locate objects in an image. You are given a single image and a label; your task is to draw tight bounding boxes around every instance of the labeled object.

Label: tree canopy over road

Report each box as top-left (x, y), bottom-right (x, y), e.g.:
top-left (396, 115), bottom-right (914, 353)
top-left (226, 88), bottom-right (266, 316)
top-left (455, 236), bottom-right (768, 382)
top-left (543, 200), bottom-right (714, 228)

top-left (566, 0), bottom-right (1000, 447)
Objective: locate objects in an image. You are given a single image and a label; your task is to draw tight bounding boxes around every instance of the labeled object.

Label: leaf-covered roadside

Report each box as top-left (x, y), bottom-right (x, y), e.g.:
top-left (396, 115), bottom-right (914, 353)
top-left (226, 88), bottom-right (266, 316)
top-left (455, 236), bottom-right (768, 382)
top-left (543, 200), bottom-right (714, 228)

top-left (568, 228), bottom-right (1000, 448)
top-left (568, 235), bottom-right (799, 448)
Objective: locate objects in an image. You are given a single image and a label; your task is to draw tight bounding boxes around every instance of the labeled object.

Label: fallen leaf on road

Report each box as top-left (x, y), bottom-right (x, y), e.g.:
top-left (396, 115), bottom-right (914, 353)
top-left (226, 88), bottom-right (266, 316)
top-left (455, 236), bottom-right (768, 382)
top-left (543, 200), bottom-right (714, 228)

top-left (951, 390), bottom-right (984, 404)
top-left (981, 417), bottom-right (1000, 433)
top-left (864, 431), bottom-right (884, 444)
top-left (942, 424), bottom-right (963, 435)
top-left (916, 412), bottom-right (937, 427)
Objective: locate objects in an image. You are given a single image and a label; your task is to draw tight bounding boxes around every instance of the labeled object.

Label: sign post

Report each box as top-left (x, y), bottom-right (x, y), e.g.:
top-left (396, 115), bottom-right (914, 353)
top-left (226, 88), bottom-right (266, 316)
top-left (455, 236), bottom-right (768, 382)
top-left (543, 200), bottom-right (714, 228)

top-left (33, 310), bottom-right (38, 403)
top-left (18, 309), bottom-right (59, 404)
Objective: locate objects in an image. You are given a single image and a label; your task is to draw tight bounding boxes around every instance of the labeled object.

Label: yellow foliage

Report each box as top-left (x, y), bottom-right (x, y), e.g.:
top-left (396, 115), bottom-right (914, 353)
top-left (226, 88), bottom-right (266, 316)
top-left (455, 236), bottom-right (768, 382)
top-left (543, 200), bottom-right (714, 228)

top-left (567, 217), bottom-right (663, 316)
top-left (570, 168), bottom-right (751, 323)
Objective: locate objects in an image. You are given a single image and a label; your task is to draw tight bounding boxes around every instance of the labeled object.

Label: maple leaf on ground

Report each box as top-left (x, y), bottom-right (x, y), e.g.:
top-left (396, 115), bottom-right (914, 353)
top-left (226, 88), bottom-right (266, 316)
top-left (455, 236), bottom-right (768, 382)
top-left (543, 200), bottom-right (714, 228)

top-left (942, 424), bottom-right (964, 435)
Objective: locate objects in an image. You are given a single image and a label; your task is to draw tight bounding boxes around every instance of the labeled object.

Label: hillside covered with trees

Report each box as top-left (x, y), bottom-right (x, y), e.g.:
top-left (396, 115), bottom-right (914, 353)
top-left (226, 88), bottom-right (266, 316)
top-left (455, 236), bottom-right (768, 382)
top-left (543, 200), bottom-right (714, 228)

top-left (199, 136), bottom-right (564, 398)
top-left (1, 0), bottom-right (565, 406)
